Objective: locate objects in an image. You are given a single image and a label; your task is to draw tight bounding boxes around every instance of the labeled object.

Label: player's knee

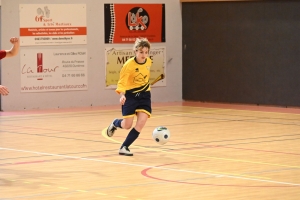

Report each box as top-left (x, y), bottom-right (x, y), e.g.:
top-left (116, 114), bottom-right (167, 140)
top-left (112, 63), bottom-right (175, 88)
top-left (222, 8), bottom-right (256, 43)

top-left (123, 123), bottom-right (132, 130)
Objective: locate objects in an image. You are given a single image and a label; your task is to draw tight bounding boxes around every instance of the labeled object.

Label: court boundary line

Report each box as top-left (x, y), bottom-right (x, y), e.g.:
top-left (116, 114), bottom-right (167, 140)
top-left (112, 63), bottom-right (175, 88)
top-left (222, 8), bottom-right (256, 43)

top-left (101, 128), bottom-right (300, 170)
top-left (0, 147), bottom-right (299, 187)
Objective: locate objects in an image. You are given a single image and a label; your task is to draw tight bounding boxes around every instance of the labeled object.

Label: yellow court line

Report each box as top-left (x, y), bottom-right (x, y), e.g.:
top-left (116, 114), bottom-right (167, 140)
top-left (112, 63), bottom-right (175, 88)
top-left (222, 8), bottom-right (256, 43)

top-left (178, 105), bottom-right (300, 116)
top-left (76, 190), bottom-right (88, 193)
top-left (6, 178), bottom-right (138, 199)
top-left (1, 103), bottom-right (299, 119)
top-left (96, 192), bottom-right (107, 195)
top-left (58, 187), bottom-right (69, 190)
top-left (0, 108), bottom-right (121, 118)
top-left (115, 196), bottom-right (128, 199)
top-left (155, 104), bottom-right (300, 117)
top-left (101, 128), bottom-right (300, 170)
top-left (40, 184), bottom-right (50, 187)
top-left (0, 106), bottom-right (183, 120)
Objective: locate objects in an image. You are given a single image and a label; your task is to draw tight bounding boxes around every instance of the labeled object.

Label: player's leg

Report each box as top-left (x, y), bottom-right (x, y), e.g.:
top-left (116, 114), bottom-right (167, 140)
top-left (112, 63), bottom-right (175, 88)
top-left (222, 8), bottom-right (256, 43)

top-left (123, 112), bottom-right (148, 145)
top-left (119, 91), bottom-right (151, 156)
top-left (119, 112), bottom-right (148, 156)
top-left (107, 117), bottom-right (134, 137)
top-left (134, 111), bottom-right (148, 132)
top-left (107, 92), bottom-right (136, 137)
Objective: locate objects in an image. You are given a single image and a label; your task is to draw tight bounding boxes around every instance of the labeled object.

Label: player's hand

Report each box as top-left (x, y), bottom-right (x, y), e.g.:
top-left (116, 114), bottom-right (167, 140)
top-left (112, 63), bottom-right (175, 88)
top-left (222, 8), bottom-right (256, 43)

top-left (10, 37), bottom-right (19, 44)
top-left (0, 85), bottom-right (9, 96)
top-left (120, 94), bottom-right (126, 105)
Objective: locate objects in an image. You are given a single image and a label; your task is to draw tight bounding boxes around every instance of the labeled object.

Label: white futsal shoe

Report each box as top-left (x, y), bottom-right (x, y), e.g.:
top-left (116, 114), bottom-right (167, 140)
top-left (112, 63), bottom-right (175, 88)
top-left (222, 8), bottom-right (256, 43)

top-left (119, 146), bottom-right (133, 156)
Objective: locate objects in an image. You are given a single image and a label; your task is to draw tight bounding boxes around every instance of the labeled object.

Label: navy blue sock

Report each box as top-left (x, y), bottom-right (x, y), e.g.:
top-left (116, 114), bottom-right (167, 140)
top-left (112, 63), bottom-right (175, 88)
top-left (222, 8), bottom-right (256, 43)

top-left (113, 119), bottom-right (123, 128)
top-left (121, 128), bottom-right (140, 148)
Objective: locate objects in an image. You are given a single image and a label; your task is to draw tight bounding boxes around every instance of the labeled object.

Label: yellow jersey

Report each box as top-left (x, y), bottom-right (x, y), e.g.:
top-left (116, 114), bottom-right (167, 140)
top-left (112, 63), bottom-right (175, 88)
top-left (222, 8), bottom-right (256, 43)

top-left (116, 57), bottom-right (152, 94)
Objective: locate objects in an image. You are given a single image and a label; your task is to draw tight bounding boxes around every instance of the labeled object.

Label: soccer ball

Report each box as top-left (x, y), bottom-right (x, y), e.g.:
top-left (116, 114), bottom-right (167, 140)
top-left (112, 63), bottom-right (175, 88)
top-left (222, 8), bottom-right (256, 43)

top-left (152, 126), bottom-right (170, 145)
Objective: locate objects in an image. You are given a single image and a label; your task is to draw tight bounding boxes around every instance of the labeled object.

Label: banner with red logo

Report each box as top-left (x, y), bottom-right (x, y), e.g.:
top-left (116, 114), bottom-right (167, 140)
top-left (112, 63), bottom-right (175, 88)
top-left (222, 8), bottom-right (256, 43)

top-left (19, 4), bottom-right (87, 46)
top-left (20, 49), bottom-right (88, 92)
top-left (104, 4), bottom-right (165, 43)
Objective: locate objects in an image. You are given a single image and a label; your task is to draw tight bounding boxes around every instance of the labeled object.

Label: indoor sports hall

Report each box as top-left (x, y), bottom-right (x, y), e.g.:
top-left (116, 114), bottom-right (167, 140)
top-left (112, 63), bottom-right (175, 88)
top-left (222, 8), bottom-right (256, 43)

top-left (1, 0), bottom-right (300, 200)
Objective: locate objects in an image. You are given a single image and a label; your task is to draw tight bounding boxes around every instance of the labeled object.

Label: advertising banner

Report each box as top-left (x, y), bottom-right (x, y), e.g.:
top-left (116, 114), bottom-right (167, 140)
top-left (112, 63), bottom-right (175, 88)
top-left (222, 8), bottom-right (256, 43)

top-left (21, 49), bottom-right (88, 92)
top-left (19, 4), bottom-right (87, 46)
top-left (104, 4), bottom-right (165, 43)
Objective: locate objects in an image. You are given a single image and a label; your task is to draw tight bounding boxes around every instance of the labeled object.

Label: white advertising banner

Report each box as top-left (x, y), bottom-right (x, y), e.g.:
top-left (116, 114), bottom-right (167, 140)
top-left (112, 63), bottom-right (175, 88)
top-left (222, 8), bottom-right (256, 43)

top-left (20, 49), bottom-right (88, 92)
top-left (19, 4), bottom-right (87, 46)
top-left (105, 47), bottom-right (166, 89)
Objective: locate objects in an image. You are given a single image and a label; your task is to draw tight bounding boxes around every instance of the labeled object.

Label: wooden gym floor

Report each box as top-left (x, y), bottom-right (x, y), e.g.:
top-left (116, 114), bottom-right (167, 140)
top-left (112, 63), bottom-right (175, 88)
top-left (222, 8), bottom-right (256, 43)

top-left (0, 101), bottom-right (300, 200)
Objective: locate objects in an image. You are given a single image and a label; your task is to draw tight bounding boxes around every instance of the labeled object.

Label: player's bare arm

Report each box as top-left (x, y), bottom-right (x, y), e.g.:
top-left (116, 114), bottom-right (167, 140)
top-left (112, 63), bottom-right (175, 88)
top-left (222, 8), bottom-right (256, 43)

top-left (0, 85), bottom-right (9, 96)
top-left (119, 93), bottom-right (126, 105)
top-left (5, 37), bottom-right (20, 58)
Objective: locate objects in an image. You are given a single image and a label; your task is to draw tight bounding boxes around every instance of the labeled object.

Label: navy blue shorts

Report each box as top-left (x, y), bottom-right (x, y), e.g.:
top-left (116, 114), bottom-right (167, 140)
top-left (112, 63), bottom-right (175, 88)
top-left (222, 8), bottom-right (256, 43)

top-left (122, 91), bottom-right (152, 118)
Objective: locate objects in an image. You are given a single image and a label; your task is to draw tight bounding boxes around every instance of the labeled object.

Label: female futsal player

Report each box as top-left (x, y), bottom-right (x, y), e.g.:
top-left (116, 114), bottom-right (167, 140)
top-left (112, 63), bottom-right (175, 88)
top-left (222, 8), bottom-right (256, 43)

top-left (106, 37), bottom-right (152, 156)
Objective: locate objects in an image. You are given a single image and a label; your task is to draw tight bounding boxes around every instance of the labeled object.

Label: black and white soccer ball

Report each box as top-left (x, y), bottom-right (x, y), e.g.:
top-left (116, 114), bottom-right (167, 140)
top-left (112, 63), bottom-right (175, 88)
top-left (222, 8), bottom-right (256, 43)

top-left (152, 126), bottom-right (170, 145)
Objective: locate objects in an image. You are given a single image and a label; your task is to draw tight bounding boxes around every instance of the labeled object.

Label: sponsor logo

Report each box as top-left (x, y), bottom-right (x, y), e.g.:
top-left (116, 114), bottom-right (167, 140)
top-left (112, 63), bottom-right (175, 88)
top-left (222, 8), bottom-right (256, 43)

top-left (126, 7), bottom-right (149, 31)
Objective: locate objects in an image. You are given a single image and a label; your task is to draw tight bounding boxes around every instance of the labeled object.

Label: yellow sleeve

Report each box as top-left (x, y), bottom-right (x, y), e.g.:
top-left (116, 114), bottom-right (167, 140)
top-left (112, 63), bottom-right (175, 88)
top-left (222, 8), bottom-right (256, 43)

top-left (115, 62), bottom-right (131, 95)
